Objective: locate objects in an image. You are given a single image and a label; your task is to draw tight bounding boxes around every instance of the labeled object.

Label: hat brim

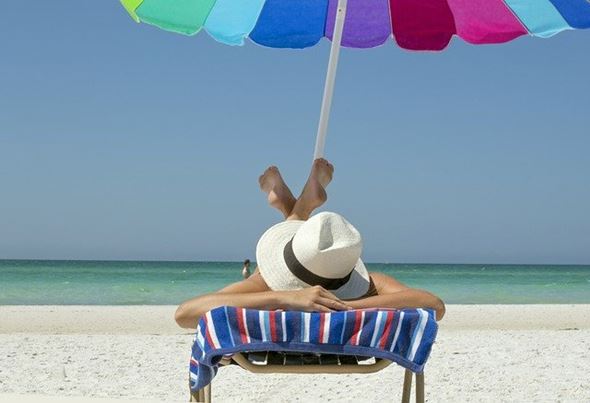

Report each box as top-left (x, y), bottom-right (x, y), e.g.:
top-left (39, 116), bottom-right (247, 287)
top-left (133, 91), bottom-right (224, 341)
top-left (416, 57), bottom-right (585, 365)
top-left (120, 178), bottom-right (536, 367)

top-left (256, 220), bottom-right (371, 300)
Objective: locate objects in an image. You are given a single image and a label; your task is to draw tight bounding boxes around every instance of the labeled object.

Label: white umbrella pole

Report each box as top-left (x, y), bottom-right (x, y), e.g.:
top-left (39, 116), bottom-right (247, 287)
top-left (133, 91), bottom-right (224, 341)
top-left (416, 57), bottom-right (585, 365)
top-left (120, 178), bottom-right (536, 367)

top-left (313, 0), bottom-right (348, 160)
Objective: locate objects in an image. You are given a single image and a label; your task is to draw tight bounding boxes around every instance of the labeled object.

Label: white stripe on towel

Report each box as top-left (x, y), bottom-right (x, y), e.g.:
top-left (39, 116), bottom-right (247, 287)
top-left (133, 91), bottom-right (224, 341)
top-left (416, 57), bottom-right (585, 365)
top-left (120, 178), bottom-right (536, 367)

top-left (370, 311), bottom-right (385, 347)
top-left (259, 311), bottom-right (267, 342)
top-left (355, 311), bottom-right (366, 345)
top-left (390, 311), bottom-right (405, 352)
top-left (322, 313), bottom-right (331, 343)
top-left (303, 312), bottom-right (311, 342)
top-left (281, 311), bottom-right (287, 342)
top-left (242, 308), bottom-right (251, 343)
top-left (408, 309), bottom-right (428, 361)
top-left (205, 311), bottom-right (222, 349)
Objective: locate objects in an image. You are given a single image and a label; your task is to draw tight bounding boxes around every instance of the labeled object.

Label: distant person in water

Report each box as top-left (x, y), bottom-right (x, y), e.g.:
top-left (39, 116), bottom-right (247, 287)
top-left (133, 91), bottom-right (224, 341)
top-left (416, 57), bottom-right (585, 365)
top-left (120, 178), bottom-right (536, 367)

top-left (242, 259), bottom-right (251, 279)
top-left (175, 159), bottom-right (445, 328)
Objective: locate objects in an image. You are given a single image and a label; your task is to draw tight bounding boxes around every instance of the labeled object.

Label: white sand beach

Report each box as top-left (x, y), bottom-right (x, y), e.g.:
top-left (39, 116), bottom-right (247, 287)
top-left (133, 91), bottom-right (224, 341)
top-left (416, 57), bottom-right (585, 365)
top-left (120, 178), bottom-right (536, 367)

top-left (1, 305), bottom-right (589, 402)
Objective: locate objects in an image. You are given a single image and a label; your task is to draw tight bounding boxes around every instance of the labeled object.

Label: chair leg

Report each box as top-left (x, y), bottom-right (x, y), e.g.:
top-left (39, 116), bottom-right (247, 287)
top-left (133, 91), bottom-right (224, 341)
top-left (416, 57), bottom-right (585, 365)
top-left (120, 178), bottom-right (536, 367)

top-left (189, 388), bottom-right (199, 402)
top-left (204, 383), bottom-right (212, 403)
top-left (189, 387), bottom-right (205, 402)
top-left (415, 372), bottom-right (424, 403)
top-left (189, 378), bottom-right (198, 402)
top-left (401, 369), bottom-right (413, 403)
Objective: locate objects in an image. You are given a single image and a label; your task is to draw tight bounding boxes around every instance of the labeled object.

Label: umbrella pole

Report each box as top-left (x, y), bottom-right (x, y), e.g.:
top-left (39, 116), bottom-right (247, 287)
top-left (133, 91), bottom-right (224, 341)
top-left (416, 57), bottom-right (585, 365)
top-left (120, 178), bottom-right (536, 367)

top-left (313, 0), bottom-right (348, 160)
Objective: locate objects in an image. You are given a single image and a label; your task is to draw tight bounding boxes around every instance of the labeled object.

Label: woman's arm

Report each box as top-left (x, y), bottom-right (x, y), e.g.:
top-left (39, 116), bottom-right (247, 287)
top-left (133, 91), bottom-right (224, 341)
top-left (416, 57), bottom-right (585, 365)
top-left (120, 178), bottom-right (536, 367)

top-left (175, 273), bottom-right (272, 328)
top-left (348, 289), bottom-right (446, 320)
top-left (176, 290), bottom-right (282, 328)
top-left (347, 272), bottom-right (446, 320)
top-left (174, 273), bottom-right (351, 329)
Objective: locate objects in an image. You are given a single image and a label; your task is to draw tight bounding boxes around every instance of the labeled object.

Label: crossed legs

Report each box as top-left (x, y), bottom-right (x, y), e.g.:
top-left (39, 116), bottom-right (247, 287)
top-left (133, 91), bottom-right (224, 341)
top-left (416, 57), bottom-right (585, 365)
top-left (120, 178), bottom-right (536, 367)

top-left (258, 158), bottom-right (334, 221)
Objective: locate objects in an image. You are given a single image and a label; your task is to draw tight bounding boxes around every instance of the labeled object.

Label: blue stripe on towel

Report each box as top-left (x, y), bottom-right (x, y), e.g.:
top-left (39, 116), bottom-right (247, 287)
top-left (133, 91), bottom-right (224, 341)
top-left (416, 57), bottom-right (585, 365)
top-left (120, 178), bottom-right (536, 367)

top-left (226, 307), bottom-right (242, 346)
top-left (359, 311), bottom-right (378, 347)
top-left (341, 311), bottom-right (357, 344)
top-left (339, 310), bottom-right (348, 344)
top-left (287, 311), bottom-right (300, 342)
top-left (329, 311), bottom-right (345, 345)
top-left (391, 311), bottom-right (411, 355)
top-left (310, 312), bottom-right (322, 344)
top-left (223, 307), bottom-right (235, 347)
top-left (209, 307), bottom-right (229, 348)
top-left (384, 311), bottom-right (401, 351)
top-left (246, 309), bottom-right (261, 342)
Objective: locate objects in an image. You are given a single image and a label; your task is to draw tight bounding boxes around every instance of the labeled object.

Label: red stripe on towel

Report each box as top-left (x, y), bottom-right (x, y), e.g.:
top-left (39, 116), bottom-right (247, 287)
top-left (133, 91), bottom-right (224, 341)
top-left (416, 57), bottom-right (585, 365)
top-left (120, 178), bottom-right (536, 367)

top-left (235, 307), bottom-right (248, 344)
top-left (318, 312), bottom-right (326, 343)
top-left (379, 311), bottom-right (395, 349)
top-left (351, 310), bottom-right (362, 345)
top-left (269, 310), bottom-right (277, 342)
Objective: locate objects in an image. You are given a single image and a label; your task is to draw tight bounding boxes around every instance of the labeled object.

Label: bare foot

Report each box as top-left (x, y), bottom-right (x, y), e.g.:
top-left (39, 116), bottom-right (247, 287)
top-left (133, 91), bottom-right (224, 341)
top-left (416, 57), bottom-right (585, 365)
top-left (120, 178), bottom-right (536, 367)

top-left (259, 166), bottom-right (296, 217)
top-left (297, 158), bottom-right (334, 213)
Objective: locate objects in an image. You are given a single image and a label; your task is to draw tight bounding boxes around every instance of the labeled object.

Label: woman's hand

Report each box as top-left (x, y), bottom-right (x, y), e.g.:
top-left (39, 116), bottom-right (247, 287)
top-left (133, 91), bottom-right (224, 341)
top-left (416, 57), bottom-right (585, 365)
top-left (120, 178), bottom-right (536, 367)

top-left (278, 286), bottom-right (352, 312)
top-left (175, 281), bottom-right (351, 328)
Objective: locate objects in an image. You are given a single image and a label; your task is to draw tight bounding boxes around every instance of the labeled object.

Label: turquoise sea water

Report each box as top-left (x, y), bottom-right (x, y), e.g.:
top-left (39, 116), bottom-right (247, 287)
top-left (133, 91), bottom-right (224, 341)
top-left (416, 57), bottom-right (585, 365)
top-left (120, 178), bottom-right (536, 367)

top-left (0, 260), bottom-right (589, 305)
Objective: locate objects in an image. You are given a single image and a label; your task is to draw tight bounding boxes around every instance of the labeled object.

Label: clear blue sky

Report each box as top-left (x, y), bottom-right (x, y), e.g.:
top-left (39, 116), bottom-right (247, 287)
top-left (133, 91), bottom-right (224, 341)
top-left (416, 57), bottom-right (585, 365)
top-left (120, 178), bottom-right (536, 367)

top-left (1, 2), bottom-right (588, 264)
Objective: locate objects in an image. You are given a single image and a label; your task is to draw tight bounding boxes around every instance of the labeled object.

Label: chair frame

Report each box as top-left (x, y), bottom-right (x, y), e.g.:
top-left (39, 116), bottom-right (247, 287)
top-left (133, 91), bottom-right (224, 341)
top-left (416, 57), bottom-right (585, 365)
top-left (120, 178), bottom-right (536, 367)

top-left (189, 353), bottom-right (425, 403)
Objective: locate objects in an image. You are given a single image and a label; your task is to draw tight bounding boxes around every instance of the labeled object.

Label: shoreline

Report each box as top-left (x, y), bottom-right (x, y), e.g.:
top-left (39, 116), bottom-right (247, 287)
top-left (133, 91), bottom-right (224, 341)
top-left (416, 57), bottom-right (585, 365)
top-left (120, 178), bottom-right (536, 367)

top-left (1, 305), bottom-right (589, 402)
top-left (1, 304), bottom-right (589, 334)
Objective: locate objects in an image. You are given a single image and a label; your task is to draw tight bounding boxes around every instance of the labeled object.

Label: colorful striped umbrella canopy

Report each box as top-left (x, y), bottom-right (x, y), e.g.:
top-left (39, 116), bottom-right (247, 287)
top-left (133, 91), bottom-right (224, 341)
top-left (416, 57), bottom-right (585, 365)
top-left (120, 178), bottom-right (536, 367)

top-left (122, 0), bottom-right (590, 50)
top-left (120, 0), bottom-right (590, 157)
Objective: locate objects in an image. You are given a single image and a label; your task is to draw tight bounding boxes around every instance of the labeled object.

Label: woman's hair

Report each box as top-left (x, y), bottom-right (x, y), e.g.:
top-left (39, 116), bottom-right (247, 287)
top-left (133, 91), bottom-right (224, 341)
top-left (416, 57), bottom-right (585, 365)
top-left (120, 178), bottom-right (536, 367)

top-left (243, 259), bottom-right (251, 266)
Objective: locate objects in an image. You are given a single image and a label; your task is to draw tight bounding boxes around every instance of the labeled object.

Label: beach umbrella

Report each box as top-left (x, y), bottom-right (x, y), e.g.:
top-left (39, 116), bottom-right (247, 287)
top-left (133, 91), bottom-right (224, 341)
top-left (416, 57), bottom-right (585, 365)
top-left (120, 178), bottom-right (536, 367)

top-left (121, 0), bottom-right (590, 158)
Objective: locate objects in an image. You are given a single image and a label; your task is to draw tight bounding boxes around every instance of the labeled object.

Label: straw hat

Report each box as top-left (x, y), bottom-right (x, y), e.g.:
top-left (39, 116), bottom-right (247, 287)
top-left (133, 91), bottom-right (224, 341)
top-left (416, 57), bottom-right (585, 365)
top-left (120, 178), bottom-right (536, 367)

top-left (256, 212), bottom-right (370, 300)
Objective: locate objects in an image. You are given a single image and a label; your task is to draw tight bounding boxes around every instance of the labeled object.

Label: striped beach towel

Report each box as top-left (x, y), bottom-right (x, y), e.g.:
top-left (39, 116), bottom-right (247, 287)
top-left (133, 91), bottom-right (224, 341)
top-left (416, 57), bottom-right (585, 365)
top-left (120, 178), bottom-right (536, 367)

top-left (189, 307), bottom-right (438, 391)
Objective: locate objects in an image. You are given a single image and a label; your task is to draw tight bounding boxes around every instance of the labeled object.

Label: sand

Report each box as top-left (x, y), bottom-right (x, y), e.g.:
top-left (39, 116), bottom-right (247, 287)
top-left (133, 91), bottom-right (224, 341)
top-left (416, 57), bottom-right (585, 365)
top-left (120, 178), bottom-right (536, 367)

top-left (1, 305), bottom-right (589, 402)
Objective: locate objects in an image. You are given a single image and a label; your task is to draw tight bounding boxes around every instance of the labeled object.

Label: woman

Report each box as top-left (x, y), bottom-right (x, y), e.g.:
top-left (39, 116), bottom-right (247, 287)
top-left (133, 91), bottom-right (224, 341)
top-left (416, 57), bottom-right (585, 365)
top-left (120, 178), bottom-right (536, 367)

top-left (175, 159), bottom-right (445, 329)
top-left (241, 259), bottom-right (251, 279)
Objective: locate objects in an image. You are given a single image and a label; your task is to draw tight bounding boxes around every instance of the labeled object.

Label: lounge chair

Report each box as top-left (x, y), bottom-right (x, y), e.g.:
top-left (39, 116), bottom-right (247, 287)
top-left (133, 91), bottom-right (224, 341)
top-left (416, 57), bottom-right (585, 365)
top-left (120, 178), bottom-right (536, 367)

top-left (188, 306), bottom-right (437, 403)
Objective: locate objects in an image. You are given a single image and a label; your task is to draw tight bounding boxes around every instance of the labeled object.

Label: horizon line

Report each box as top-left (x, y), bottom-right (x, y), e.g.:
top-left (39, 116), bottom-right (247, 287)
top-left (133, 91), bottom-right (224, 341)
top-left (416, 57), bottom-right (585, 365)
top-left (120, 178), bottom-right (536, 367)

top-left (0, 258), bottom-right (588, 267)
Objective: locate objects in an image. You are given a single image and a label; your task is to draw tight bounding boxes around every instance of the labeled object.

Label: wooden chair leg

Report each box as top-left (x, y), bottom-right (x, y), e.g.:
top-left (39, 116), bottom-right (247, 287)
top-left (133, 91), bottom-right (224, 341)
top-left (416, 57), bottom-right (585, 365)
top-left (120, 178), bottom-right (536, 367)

top-left (189, 385), bottom-right (206, 402)
top-left (401, 369), bottom-right (413, 403)
top-left (189, 378), bottom-right (198, 402)
top-left (204, 383), bottom-right (212, 403)
top-left (415, 372), bottom-right (424, 403)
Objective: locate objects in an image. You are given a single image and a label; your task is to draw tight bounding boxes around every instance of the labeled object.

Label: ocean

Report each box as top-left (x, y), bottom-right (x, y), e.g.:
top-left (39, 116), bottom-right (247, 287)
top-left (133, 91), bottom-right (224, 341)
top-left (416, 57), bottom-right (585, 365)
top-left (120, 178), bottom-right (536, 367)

top-left (0, 260), bottom-right (588, 305)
